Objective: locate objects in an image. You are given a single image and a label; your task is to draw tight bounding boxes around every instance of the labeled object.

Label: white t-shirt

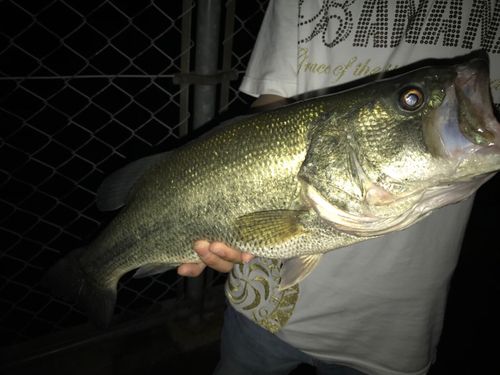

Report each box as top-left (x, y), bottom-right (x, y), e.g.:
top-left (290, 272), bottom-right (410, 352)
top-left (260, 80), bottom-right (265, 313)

top-left (227, 1), bottom-right (500, 375)
top-left (242, 0), bottom-right (500, 102)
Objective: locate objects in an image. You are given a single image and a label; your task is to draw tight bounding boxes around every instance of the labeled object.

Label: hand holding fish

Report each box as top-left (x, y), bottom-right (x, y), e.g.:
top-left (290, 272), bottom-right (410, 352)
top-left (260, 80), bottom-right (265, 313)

top-left (177, 240), bottom-right (254, 277)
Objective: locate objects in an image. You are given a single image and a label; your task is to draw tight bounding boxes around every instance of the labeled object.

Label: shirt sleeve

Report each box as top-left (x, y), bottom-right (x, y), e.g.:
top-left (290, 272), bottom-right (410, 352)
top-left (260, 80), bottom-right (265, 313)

top-left (239, 0), bottom-right (299, 98)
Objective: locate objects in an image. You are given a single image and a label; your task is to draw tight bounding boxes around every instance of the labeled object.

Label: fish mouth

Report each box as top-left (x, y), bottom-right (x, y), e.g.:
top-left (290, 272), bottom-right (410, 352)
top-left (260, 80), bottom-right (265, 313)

top-left (302, 173), bottom-right (494, 237)
top-left (455, 59), bottom-right (500, 146)
top-left (425, 58), bottom-right (500, 159)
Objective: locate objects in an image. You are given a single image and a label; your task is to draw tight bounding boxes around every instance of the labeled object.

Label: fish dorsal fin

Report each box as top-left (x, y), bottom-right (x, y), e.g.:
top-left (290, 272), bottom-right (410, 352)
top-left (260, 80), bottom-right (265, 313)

top-left (96, 153), bottom-right (167, 211)
top-left (133, 263), bottom-right (175, 278)
top-left (279, 254), bottom-right (323, 290)
top-left (236, 210), bottom-right (307, 247)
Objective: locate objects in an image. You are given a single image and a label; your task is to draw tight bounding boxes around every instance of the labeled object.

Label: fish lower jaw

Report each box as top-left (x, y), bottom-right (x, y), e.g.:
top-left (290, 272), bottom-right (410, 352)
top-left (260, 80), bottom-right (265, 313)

top-left (302, 182), bottom-right (404, 236)
top-left (303, 177), bottom-right (490, 237)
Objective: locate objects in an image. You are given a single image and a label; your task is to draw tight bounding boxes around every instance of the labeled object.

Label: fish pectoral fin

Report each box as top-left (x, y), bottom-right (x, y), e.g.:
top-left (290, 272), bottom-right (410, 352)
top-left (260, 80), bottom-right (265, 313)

top-left (133, 263), bottom-right (176, 278)
top-left (279, 254), bottom-right (323, 290)
top-left (235, 209), bottom-right (308, 247)
top-left (96, 152), bottom-right (169, 211)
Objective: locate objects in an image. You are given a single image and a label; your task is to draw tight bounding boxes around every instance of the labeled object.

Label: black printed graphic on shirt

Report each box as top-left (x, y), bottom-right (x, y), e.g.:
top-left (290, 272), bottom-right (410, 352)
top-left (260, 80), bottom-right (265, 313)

top-left (298, 0), bottom-right (500, 53)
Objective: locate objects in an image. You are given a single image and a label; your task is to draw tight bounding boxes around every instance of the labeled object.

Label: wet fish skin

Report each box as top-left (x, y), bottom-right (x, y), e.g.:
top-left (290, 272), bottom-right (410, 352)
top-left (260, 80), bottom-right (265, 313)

top-left (45, 52), bottom-right (500, 327)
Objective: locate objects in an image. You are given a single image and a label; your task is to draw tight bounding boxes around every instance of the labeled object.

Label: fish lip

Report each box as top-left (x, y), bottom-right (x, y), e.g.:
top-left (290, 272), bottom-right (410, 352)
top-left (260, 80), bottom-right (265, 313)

top-left (455, 60), bottom-right (500, 147)
top-left (302, 172), bottom-right (493, 237)
top-left (302, 181), bottom-right (380, 224)
top-left (424, 57), bottom-right (500, 160)
top-left (302, 181), bottom-right (415, 236)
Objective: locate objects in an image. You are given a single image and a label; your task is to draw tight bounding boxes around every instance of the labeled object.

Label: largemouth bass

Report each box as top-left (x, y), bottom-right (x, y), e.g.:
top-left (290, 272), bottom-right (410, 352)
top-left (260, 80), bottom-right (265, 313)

top-left (46, 52), bottom-right (500, 327)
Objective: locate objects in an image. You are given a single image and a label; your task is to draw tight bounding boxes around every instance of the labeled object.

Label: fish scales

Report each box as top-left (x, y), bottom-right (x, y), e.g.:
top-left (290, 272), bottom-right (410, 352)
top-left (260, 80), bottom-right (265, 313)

top-left (79, 101), bottom-right (325, 282)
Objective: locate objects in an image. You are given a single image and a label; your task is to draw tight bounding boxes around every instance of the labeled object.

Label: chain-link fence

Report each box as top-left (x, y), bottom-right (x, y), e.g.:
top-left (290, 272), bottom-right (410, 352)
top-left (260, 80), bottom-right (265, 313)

top-left (1, 0), bottom-right (268, 348)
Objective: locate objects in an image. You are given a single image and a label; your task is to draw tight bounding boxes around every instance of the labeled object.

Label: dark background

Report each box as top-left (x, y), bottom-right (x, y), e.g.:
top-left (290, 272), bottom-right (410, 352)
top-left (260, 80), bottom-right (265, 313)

top-left (0, 0), bottom-right (266, 346)
top-left (0, 1), bottom-right (499, 374)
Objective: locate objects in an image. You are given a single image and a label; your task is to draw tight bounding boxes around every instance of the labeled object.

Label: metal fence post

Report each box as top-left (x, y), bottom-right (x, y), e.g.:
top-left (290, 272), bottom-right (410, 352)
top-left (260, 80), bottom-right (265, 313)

top-left (192, 0), bottom-right (222, 129)
top-left (186, 0), bottom-right (222, 315)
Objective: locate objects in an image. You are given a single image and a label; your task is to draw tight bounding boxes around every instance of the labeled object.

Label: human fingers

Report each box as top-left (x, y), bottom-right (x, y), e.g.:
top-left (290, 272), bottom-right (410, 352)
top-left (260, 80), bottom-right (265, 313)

top-left (193, 240), bottom-right (237, 273)
top-left (177, 262), bottom-right (206, 277)
top-left (208, 242), bottom-right (255, 265)
top-left (178, 240), bottom-right (255, 276)
top-left (187, 240), bottom-right (234, 272)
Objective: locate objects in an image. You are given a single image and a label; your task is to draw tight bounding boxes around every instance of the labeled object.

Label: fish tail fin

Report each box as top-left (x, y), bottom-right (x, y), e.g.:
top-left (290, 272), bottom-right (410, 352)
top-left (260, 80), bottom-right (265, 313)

top-left (44, 247), bottom-right (116, 328)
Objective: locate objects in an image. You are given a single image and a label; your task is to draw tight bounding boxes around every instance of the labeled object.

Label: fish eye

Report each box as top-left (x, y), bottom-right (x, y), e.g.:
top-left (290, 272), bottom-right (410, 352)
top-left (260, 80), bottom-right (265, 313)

top-left (399, 87), bottom-right (424, 111)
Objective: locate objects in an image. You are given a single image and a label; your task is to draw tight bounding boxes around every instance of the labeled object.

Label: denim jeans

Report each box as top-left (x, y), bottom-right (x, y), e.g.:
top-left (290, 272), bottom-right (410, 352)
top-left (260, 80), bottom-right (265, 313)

top-left (213, 306), bottom-right (367, 375)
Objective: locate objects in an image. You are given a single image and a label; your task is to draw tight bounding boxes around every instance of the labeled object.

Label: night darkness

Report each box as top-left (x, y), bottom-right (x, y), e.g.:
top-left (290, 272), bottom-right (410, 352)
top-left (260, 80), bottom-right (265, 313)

top-left (1, 1), bottom-right (499, 374)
